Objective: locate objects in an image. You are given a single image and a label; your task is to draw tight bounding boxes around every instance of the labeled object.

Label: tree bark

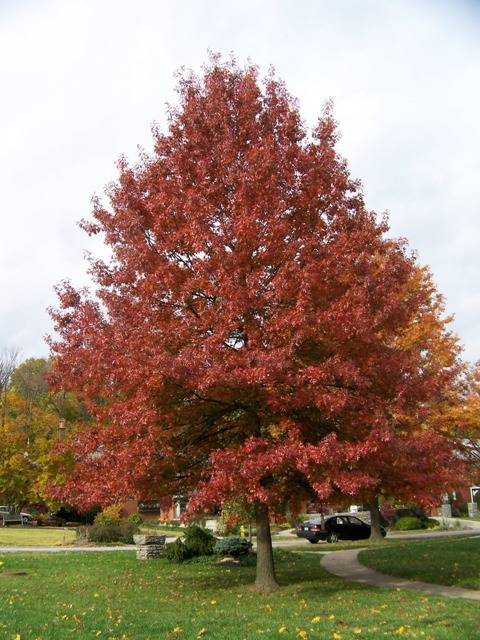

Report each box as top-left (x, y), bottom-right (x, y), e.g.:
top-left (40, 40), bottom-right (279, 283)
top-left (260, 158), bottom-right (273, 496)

top-left (368, 496), bottom-right (384, 541)
top-left (254, 502), bottom-right (279, 592)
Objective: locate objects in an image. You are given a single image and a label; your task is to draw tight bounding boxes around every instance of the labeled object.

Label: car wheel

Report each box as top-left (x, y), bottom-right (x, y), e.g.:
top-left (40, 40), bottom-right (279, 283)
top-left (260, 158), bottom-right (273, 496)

top-left (326, 532), bottom-right (339, 543)
top-left (308, 539), bottom-right (319, 544)
top-left (22, 516), bottom-right (29, 524)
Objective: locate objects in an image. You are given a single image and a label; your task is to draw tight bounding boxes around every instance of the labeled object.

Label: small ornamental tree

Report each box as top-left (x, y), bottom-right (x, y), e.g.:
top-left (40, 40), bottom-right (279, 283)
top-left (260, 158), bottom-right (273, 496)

top-left (48, 56), bottom-right (460, 591)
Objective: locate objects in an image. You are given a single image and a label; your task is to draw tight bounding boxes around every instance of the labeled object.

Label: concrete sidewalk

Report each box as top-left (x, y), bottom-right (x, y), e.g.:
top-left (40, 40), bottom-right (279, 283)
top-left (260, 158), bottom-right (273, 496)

top-left (0, 545), bottom-right (136, 553)
top-left (320, 548), bottom-right (480, 601)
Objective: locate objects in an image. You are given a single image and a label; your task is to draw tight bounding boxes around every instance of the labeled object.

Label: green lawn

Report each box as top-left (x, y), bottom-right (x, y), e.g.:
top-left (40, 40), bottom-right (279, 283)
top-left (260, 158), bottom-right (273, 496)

top-left (0, 543), bottom-right (479, 640)
top-left (360, 535), bottom-right (480, 590)
top-left (0, 527), bottom-right (77, 547)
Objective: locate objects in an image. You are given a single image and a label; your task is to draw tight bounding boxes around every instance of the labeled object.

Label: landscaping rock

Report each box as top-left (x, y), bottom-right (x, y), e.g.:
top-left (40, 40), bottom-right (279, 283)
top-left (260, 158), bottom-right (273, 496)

top-left (133, 534), bottom-right (167, 560)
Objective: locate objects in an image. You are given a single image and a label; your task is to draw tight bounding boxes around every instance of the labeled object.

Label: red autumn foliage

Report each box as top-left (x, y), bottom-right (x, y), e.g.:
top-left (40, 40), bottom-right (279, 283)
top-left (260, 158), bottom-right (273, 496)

top-left (48, 56), bottom-right (463, 589)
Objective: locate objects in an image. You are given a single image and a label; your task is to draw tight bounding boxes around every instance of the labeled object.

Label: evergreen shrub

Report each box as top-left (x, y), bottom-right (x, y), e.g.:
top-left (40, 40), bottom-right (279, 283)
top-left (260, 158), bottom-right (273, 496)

top-left (184, 525), bottom-right (216, 556)
top-left (164, 538), bottom-right (190, 563)
top-left (213, 536), bottom-right (253, 557)
top-left (394, 516), bottom-right (423, 531)
top-left (163, 526), bottom-right (216, 563)
top-left (422, 518), bottom-right (438, 529)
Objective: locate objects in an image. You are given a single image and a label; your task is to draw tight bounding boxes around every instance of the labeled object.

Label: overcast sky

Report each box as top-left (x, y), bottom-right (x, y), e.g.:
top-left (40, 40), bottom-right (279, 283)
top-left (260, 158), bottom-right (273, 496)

top-left (1, 0), bottom-right (479, 364)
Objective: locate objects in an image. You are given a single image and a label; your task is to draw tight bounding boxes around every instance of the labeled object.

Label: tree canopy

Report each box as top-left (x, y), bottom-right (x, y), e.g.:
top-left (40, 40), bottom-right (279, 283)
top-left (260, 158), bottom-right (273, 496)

top-left (0, 356), bottom-right (86, 510)
top-left (48, 57), bottom-right (463, 590)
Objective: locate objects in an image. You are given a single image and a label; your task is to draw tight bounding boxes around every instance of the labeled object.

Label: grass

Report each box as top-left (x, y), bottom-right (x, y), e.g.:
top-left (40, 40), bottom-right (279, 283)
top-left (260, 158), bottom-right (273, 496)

top-left (0, 544), bottom-right (479, 639)
top-left (360, 535), bottom-right (480, 590)
top-left (0, 527), bottom-right (76, 547)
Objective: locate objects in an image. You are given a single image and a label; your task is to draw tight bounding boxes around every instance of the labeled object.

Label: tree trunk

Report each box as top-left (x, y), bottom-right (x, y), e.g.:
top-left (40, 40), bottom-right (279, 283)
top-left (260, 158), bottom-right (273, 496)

top-left (368, 496), bottom-right (384, 541)
top-left (254, 502), bottom-right (279, 592)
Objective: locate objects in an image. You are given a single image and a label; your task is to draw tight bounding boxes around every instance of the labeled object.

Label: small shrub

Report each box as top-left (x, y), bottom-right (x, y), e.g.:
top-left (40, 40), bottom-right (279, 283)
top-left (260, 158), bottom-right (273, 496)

top-left (127, 514), bottom-right (143, 525)
top-left (395, 516), bottom-right (423, 531)
top-left (216, 520), bottom-right (240, 536)
top-left (94, 504), bottom-right (123, 526)
top-left (238, 552), bottom-right (257, 566)
top-left (164, 538), bottom-right (190, 563)
top-left (88, 522), bottom-right (122, 543)
top-left (184, 525), bottom-right (216, 557)
top-left (75, 525), bottom-right (90, 545)
top-left (163, 526), bottom-right (217, 563)
top-left (119, 520), bottom-right (140, 543)
top-left (214, 536), bottom-right (253, 557)
top-left (75, 519), bottom-right (139, 544)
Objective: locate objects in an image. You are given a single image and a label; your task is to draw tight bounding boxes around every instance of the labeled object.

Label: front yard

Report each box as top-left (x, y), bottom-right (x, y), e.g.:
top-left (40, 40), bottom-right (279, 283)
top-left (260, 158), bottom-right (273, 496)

top-left (0, 536), bottom-right (479, 639)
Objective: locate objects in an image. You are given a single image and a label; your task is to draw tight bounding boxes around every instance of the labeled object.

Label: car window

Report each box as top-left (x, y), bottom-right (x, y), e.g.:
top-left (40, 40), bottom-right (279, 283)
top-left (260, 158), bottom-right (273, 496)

top-left (347, 516), bottom-right (364, 526)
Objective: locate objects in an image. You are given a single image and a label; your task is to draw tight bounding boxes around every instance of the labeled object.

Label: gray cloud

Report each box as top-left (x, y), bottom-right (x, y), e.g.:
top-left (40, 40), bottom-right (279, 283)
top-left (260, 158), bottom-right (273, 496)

top-left (1, 0), bottom-right (479, 362)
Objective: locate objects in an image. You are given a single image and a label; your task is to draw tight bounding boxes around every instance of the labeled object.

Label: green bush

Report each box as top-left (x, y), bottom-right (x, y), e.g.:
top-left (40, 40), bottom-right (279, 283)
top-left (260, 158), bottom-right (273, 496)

top-left (394, 516), bottom-right (423, 531)
top-left (214, 536), bottom-right (253, 557)
top-left (127, 514), bottom-right (143, 525)
top-left (164, 538), bottom-right (190, 563)
top-left (87, 523), bottom-right (122, 543)
top-left (163, 526), bottom-right (216, 563)
top-left (119, 520), bottom-right (140, 542)
top-left (75, 519), bottom-right (139, 544)
top-left (184, 525), bottom-right (216, 557)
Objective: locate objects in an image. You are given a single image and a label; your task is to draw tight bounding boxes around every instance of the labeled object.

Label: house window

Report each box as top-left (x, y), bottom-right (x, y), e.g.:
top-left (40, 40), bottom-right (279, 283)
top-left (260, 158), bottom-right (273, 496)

top-left (137, 501), bottom-right (160, 513)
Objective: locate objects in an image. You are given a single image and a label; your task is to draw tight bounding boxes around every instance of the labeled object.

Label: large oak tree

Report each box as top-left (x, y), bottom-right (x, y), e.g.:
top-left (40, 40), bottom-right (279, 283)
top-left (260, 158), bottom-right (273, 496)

top-left (48, 57), bottom-right (461, 591)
